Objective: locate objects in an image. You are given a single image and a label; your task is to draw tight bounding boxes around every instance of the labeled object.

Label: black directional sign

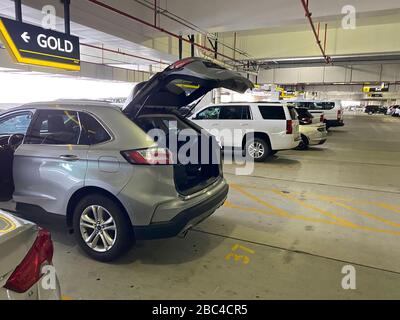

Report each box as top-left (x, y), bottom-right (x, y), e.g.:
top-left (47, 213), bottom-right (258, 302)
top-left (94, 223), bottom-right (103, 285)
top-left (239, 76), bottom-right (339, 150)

top-left (0, 16), bottom-right (80, 71)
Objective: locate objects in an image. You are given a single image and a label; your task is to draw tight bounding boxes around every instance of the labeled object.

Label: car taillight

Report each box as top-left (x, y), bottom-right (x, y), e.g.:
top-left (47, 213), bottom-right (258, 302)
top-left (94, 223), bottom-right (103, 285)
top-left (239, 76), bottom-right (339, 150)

top-left (121, 147), bottom-right (172, 165)
top-left (5, 228), bottom-right (53, 293)
top-left (320, 114), bottom-right (325, 123)
top-left (286, 120), bottom-right (293, 134)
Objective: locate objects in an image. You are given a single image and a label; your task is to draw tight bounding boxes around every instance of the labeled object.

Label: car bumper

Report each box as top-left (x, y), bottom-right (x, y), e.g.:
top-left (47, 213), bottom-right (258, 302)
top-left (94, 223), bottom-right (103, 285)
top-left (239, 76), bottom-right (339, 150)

top-left (326, 119), bottom-right (344, 127)
top-left (308, 129), bottom-right (328, 146)
top-left (1, 274), bottom-right (61, 300)
top-left (133, 179), bottom-right (229, 240)
top-left (270, 134), bottom-right (301, 150)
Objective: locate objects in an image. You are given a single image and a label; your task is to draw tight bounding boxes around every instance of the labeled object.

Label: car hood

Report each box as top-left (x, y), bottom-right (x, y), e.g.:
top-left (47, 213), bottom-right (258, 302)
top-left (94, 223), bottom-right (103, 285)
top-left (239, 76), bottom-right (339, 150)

top-left (123, 58), bottom-right (254, 118)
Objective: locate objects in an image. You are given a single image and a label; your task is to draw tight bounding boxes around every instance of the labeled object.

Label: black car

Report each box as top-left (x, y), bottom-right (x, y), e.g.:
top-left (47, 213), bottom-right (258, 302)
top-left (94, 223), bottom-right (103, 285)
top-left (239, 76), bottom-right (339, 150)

top-left (365, 105), bottom-right (387, 114)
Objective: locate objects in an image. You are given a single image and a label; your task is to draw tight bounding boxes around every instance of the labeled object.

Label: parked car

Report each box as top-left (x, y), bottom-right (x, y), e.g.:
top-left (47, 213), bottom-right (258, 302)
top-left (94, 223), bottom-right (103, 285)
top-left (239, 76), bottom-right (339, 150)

top-left (291, 100), bottom-right (344, 129)
top-left (364, 105), bottom-right (387, 114)
top-left (189, 102), bottom-right (301, 162)
top-left (294, 106), bottom-right (324, 125)
top-left (0, 58), bottom-right (253, 261)
top-left (0, 210), bottom-right (61, 300)
top-left (295, 107), bottom-right (327, 150)
top-left (392, 106), bottom-right (400, 117)
top-left (386, 105), bottom-right (398, 116)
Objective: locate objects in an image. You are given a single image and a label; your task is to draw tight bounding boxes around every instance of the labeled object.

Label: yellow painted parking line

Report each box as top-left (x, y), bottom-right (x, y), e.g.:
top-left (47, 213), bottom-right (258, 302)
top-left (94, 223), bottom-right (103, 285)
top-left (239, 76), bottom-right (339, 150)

top-left (230, 184), bottom-right (290, 218)
top-left (234, 183), bottom-right (400, 217)
top-left (372, 202), bottom-right (400, 214)
top-left (61, 295), bottom-right (73, 300)
top-left (316, 195), bottom-right (400, 229)
top-left (270, 189), bottom-right (358, 228)
top-left (230, 185), bottom-right (349, 226)
top-left (227, 185), bottom-right (400, 237)
top-left (273, 189), bottom-right (400, 215)
top-left (225, 200), bottom-right (346, 226)
top-left (226, 199), bottom-right (400, 237)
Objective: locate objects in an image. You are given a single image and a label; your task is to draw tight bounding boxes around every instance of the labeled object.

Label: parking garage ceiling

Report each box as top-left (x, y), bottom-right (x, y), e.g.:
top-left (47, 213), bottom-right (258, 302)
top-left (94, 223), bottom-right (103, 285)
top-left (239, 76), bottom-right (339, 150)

top-left (2, 0), bottom-right (400, 79)
top-left (16, 0), bottom-right (400, 34)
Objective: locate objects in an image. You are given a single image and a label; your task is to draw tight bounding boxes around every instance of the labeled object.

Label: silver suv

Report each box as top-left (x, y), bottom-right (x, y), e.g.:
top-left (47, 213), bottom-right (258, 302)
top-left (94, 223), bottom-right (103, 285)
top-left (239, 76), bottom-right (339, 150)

top-left (0, 58), bottom-right (253, 261)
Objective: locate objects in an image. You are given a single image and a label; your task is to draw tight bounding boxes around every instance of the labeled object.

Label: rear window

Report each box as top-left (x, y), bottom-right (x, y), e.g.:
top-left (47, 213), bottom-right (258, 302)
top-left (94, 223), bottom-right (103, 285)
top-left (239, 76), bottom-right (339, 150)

top-left (314, 102), bottom-right (335, 110)
top-left (258, 106), bottom-right (286, 120)
top-left (79, 112), bottom-right (111, 145)
top-left (295, 108), bottom-right (313, 119)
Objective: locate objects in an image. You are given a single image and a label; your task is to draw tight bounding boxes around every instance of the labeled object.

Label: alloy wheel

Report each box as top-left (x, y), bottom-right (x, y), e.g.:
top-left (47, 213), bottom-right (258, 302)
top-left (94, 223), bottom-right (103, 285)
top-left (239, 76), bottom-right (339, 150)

top-left (79, 205), bottom-right (117, 253)
top-left (248, 142), bottom-right (265, 159)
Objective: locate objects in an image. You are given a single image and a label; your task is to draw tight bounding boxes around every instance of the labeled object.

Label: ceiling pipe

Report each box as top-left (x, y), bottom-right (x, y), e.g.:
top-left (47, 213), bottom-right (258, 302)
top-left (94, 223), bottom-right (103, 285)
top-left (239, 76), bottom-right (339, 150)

top-left (87, 0), bottom-right (241, 64)
top-left (81, 43), bottom-right (168, 65)
top-left (256, 52), bottom-right (400, 68)
top-left (133, 0), bottom-right (251, 59)
top-left (300, 0), bottom-right (331, 64)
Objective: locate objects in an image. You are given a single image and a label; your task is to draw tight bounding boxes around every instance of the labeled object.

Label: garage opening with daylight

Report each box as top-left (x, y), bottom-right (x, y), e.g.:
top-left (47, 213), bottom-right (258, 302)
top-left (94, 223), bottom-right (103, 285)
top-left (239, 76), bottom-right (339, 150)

top-left (0, 0), bottom-right (400, 309)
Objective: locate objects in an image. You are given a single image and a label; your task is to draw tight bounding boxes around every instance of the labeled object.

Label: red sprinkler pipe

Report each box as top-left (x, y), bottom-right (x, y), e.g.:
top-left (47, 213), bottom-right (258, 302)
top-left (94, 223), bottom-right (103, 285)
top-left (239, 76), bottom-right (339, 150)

top-left (81, 43), bottom-right (168, 65)
top-left (87, 0), bottom-right (241, 64)
top-left (300, 0), bottom-right (331, 63)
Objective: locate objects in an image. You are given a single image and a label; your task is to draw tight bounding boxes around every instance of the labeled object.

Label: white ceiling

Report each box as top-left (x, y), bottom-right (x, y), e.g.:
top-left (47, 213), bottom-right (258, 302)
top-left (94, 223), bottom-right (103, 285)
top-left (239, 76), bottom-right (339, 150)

top-left (1, 0), bottom-right (400, 70)
top-left (163, 0), bottom-right (400, 32)
top-left (4, 0), bottom-right (400, 39)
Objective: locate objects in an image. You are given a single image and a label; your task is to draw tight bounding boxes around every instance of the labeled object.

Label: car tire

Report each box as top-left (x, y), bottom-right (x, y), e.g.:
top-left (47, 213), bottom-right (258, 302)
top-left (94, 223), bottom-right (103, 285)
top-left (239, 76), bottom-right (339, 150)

top-left (298, 135), bottom-right (309, 150)
top-left (73, 194), bottom-right (134, 262)
top-left (245, 138), bottom-right (270, 162)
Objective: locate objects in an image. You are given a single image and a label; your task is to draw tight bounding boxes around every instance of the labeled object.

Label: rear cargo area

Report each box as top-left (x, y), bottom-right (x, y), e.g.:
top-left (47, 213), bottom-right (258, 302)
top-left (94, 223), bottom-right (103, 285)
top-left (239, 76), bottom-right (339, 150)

top-left (134, 113), bottom-right (222, 196)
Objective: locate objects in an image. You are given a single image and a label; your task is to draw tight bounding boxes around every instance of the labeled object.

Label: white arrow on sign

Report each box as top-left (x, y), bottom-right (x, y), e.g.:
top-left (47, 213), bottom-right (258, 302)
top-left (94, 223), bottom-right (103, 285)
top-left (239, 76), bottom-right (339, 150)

top-left (21, 32), bottom-right (30, 43)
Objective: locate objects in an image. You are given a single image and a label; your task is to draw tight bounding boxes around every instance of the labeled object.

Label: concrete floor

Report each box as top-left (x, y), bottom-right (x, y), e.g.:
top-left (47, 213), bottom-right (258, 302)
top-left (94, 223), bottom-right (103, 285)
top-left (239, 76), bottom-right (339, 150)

top-left (3, 114), bottom-right (400, 299)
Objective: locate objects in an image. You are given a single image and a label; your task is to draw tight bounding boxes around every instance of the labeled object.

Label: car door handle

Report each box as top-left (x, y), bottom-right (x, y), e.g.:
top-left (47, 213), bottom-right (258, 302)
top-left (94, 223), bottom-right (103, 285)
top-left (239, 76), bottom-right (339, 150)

top-left (211, 123), bottom-right (220, 127)
top-left (59, 155), bottom-right (80, 161)
top-left (240, 123), bottom-right (249, 126)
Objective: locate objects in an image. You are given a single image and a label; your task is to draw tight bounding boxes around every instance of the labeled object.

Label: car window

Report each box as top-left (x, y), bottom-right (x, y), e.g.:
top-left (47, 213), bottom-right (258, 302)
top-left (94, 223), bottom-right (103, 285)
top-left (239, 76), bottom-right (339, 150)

top-left (242, 106), bottom-right (252, 120)
top-left (295, 108), bottom-right (312, 118)
top-left (196, 106), bottom-right (220, 120)
top-left (79, 112), bottom-right (111, 145)
top-left (315, 102), bottom-right (335, 110)
top-left (219, 106), bottom-right (250, 120)
top-left (0, 112), bottom-right (33, 135)
top-left (25, 110), bottom-right (81, 145)
top-left (288, 106), bottom-right (298, 120)
top-left (258, 106), bottom-right (286, 120)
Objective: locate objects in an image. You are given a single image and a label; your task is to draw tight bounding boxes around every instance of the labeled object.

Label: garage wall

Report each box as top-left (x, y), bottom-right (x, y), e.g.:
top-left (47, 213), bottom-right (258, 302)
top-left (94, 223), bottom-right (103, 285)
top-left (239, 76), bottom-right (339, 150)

top-left (0, 48), bottom-right (151, 83)
top-left (258, 64), bottom-right (400, 84)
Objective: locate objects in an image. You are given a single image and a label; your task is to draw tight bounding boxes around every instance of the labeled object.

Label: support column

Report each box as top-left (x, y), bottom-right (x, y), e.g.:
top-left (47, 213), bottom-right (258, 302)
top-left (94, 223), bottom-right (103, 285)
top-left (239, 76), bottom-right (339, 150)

top-left (63, 0), bottom-right (71, 35)
top-left (14, 0), bottom-right (22, 22)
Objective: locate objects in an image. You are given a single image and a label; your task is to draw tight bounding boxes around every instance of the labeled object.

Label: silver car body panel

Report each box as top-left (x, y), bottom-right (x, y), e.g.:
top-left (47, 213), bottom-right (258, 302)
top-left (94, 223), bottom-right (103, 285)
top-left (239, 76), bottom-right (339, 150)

top-left (7, 102), bottom-right (155, 222)
top-left (3, 100), bottom-right (228, 230)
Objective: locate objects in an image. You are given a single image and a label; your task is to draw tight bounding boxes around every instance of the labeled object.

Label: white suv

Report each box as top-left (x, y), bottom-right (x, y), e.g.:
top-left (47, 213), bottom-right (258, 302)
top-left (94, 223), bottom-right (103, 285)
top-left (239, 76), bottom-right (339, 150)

top-left (189, 102), bottom-right (300, 162)
top-left (291, 100), bottom-right (344, 129)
